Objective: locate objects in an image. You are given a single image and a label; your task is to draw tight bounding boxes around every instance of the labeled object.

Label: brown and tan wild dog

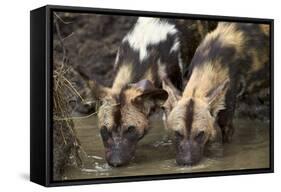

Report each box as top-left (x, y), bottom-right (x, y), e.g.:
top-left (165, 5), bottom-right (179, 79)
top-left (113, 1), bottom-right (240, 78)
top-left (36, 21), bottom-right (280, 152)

top-left (163, 22), bottom-right (269, 165)
top-left (89, 17), bottom-right (183, 167)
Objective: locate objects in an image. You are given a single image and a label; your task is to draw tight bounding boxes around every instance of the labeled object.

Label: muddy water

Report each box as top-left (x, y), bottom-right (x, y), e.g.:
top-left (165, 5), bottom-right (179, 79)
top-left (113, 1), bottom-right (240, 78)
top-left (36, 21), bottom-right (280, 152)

top-left (63, 116), bottom-right (270, 180)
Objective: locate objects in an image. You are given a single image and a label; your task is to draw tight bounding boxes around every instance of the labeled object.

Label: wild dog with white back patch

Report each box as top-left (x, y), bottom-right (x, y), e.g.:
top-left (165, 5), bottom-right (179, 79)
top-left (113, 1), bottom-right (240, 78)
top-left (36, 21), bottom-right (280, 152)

top-left (89, 17), bottom-right (183, 167)
top-left (163, 22), bottom-right (269, 165)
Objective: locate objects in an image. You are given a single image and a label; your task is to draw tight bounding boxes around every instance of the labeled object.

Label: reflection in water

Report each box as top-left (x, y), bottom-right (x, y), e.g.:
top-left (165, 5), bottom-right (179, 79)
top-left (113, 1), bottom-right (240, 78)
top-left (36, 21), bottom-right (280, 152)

top-left (63, 116), bottom-right (270, 180)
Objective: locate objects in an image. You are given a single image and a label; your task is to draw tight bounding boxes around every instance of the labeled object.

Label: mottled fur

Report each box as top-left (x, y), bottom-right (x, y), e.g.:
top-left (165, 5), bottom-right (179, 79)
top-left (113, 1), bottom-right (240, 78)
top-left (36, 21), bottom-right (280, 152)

top-left (165, 22), bottom-right (269, 165)
top-left (90, 17), bottom-right (183, 166)
top-left (96, 17), bottom-right (182, 134)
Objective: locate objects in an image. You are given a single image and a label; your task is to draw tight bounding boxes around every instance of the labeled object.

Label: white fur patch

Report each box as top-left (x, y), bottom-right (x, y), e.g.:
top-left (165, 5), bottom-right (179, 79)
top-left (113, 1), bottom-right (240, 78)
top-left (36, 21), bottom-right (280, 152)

top-left (178, 52), bottom-right (183, 74)
top-left (123, 17), bottom-right (178, 61)
top-left (114, 49), bottom-right (120, 69)
top-left (157, 59), bottom-right (167, 79)
top-left (170, 39), bottom-right (180, 53)
top-left (170, 37), bottom-right (183, 73)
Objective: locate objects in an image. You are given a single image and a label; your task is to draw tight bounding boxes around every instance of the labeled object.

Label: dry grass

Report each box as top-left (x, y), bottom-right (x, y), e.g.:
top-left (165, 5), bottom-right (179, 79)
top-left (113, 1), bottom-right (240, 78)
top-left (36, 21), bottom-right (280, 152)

top-left (53, 62), bottom-right (85, 165)
top-left (52, 14), bottom-right (87, 177)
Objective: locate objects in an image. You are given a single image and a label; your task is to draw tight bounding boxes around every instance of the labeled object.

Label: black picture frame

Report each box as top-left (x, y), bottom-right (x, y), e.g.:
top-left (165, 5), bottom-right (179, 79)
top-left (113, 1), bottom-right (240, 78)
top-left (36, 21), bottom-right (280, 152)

top-left (30, 4), bottom-right (274, 187)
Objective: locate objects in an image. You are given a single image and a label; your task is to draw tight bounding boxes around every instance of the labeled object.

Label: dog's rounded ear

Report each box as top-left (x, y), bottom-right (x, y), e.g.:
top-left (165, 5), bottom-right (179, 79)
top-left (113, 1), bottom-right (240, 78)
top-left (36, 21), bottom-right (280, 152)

top-left (135, 88), bottom-right (168, 106)
top-left (129, 79), bottom-right (154, 91)
top-left (207, 79), bottom-right (230, 117)
top-left (130, 80), bottom-right (168, 114)
top-left (162, 78), bottom-right (182, 108)
top-left (88, 80), bottom-right (111, 99)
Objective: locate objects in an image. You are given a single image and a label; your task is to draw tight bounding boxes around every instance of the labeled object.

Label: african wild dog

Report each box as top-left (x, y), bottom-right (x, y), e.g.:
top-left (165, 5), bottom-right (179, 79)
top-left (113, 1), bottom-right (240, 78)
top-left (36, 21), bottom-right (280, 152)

top-left (89, 17), bottom-right (182, 167)
top-left (163, 22), bottom-right (269, 165)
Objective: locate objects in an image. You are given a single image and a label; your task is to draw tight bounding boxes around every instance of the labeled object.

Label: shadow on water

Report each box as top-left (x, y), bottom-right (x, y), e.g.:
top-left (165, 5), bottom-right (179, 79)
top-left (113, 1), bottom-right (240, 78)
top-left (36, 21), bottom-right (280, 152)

top-left (63, 115), bottom-right (270, 180)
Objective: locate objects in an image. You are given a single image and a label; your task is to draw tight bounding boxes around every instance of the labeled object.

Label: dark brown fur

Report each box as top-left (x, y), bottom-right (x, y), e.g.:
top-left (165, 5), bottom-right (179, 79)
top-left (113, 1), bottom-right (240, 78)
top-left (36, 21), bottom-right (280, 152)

top-left (185, 99), bottom-right (194, 138)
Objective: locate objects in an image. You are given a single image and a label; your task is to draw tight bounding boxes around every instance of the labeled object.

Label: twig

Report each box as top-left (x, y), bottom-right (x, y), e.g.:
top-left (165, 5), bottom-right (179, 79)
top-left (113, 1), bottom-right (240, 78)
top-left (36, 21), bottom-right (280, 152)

top-left (62, 76), bottom-right (85, 102)
top-left (54, 111), bottom-right (98, 121)
top-left (63, 32), bottom-right (75, 41)
top-left (54, 12), bottom-right (72, 25)
top-left (60, 124), bottom-right (67, 145)
top-left (54, 17), bottom-right (67, 65)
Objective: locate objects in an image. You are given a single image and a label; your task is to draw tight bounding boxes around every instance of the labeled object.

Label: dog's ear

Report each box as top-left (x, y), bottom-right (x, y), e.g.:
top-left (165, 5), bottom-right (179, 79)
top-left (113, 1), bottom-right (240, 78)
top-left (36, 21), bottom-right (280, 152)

top-left (88, 80), bottom-right (111, 99)
top-left (207, 79), bottom-right (230, 117)
top-left (162, 79), bottom-right (182, 109)
top-left (130, 80), bottom-right (168, 115)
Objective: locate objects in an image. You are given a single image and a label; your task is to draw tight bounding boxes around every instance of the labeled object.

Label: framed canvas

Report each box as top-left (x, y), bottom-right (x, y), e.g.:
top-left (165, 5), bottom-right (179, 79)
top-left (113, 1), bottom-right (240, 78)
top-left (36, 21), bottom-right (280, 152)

top-left (30, 5), bottom-right (274, 187)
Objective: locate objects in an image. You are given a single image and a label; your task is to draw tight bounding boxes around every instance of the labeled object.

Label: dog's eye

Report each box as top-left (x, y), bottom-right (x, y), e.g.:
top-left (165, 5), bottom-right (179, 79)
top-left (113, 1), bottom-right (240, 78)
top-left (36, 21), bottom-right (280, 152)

top-left (126, 125), bottom-right (136, 133)
top-left (100, 126), bottom-right (112, 140)
top-left (124, 126), bottom-right (139, 141)
top-left (195, 130), bottom-right (205, 144)
top-left (175, 131), bottom-right (184, 139)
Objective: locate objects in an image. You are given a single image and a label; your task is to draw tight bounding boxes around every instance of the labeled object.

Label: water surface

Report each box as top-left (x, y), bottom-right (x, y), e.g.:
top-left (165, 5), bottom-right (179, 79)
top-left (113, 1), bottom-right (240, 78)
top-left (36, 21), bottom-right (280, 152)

top-left (63, 116), bottom-right (270, 180)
